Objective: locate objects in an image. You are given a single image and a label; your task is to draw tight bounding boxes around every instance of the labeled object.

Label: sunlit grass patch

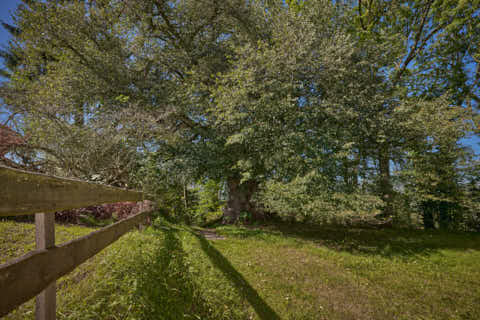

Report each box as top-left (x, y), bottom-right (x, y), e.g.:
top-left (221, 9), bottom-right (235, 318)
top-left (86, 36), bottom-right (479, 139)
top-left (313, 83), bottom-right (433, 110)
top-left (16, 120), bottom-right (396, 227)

top-left (0, 220), bottom-right (95, 264)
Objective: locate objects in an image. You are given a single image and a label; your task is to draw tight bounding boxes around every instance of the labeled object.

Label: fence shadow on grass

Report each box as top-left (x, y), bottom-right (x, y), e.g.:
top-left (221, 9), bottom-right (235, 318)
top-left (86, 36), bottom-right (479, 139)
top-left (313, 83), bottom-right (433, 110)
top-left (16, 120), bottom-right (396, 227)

top-left (135, 228), bottom-right (212, 319)
top-left (192, 232), bottom-right (281, 320)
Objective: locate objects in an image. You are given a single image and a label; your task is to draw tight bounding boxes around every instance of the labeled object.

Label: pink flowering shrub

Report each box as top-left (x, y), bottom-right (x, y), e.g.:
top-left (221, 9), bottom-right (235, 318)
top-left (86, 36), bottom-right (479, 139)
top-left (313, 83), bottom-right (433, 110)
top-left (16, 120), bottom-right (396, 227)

top-left (55, 201), bottom-right (141, 224)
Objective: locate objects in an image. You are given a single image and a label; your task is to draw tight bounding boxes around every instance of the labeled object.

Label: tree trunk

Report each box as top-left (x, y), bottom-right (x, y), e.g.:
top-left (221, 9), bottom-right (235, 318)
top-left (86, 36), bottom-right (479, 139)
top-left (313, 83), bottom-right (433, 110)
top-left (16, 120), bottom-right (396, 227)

top-left (343, 153), bottom-right (360, 191)
top-left (222, 178), bottom-right (258, 224)
top-left (352, 150), bottom-right (360, 188)
top-left (378, 146), bottom-right (393, 217)
top-left (74, 103), bottom-right (84, 127)
top-left (183, 183), bottom-right (188, 210)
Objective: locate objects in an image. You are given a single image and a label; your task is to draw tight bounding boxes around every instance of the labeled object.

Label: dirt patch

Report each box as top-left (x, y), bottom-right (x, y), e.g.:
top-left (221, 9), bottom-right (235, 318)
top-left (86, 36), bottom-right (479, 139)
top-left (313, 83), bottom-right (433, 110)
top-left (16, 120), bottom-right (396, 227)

top-left (195, 229), bottom-right (226, 240)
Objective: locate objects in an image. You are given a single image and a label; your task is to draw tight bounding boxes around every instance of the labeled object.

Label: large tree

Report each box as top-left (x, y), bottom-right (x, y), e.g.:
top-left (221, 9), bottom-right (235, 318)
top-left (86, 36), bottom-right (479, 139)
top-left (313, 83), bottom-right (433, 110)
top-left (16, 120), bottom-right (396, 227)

top-left (346, 0), bottom-right (480, 216)
top-left (1, 0), bottom-right (373, 221)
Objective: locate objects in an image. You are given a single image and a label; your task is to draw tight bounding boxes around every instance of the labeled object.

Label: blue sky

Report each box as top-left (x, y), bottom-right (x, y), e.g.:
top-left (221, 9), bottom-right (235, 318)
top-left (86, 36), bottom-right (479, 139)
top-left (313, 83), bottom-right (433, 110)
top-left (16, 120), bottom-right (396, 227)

top-left (0, 0), bottom-right (20, 83)
top-left (0, 1), bottom-right (20, 49)
top-left (0, 0), bottom-right (478, 154)
top-left (0, 0), bottom-right (21, 126)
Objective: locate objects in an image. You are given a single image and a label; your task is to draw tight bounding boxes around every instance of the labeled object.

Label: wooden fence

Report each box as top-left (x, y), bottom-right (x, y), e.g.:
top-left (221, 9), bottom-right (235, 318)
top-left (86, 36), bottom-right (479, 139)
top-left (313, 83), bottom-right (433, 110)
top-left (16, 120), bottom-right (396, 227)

top-left (0, 165), bottom-right (153, 319)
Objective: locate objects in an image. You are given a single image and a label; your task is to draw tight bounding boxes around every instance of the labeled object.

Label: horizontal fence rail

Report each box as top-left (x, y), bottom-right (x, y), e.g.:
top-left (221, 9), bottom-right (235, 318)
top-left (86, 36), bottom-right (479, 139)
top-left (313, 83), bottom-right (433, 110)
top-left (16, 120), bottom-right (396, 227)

top-left (0, 209), bottom-right (150, 317)
top-left (0, 165), bottom-right (143, 216)
top-left (0, 165), bottom-right (153, 319)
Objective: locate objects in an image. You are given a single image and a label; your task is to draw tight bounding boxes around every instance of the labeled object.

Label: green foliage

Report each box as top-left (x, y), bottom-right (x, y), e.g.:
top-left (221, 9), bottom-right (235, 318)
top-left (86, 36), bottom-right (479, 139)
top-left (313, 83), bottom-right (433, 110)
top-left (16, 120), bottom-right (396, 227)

top-left (390, 96), bottom-right (478, 230)
top-left (189, 179), bottom-right (225, 225)
top-left (76, 215), bottom-right (115, 228)
top-left (260, 172), bottom-right (384, 224)
top-left (135, 155), bottom-right (190, 223)
top-left (238, 211), bottom-right (252, 224)
top-left (285, 0), bottom-right (306, 13)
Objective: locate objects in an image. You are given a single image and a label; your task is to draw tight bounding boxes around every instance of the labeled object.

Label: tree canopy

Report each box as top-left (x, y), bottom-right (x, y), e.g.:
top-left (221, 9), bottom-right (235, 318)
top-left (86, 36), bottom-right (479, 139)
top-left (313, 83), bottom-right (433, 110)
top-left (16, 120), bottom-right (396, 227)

top-left (0, 0), bottom-right (478, 229)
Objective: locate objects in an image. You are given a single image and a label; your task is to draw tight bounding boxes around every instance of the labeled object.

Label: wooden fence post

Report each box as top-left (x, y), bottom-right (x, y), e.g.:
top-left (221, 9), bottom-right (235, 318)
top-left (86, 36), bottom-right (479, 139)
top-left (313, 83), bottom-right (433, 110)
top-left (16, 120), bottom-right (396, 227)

top-left (35, 213), bottom-right (56, 320)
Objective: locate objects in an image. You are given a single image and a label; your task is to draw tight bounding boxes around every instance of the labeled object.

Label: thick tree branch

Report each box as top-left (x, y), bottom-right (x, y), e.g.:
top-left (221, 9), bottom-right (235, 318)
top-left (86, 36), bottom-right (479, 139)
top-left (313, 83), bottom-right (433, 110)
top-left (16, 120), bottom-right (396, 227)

top-left (393, 0), bottom-right (434, 84)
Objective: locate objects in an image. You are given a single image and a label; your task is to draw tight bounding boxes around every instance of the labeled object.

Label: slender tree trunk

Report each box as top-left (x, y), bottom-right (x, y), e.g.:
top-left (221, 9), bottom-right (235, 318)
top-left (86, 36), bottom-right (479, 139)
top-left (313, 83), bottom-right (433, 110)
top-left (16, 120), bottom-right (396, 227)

top-left (352, 150), bottom-right (360, 188)
top-left (342, 151), bottom-right (360, 191)
top-left (74, 103), bottom-right (84, 127)
top-left (183, 183), bottom-right (188, 210)
top-left (378, 146), bottom-right (393, 217)
top-left (222, 177), bottom-right (258, 224)
top-left (342, 159), bottom-right (350, 189)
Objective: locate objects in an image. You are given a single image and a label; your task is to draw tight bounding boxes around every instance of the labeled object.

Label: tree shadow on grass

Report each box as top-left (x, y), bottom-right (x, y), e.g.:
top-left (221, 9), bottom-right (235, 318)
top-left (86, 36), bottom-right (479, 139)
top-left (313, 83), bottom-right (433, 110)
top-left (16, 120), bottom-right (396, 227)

top-left (192, 232), bottom-right (282, 320)
top-left (134, 228), bottom-right (212, 319)
top-left (217, 223), bottom-right (480, 260)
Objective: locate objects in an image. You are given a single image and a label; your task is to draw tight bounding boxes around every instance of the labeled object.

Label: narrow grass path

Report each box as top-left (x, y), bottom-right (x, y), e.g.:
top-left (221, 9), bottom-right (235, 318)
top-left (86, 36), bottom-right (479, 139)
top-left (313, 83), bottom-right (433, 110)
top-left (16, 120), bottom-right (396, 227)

top-left (1, 219), bottom-right (479, 319)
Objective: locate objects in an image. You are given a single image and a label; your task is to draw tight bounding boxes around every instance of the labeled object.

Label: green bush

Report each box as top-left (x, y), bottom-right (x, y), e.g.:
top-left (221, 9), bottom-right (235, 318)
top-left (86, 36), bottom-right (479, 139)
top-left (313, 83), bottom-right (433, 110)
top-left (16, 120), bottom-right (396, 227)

top-left (189, 179), bottom-right (225, 225)
top-left (259, 172), bottom-right (384, 224)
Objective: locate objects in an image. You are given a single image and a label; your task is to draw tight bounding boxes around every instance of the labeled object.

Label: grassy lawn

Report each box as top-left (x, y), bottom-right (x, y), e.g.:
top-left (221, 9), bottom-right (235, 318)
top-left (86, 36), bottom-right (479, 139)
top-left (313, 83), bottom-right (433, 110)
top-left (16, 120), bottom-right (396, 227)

top-left (1, 218), bottom-right (479, 319)
top-left (0, 220), bottom-right (95, 264)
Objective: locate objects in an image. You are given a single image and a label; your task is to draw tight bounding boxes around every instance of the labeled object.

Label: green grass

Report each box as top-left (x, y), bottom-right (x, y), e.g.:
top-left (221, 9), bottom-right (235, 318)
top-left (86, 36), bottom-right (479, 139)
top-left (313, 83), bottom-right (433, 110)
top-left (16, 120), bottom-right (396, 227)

top-left (1, 218), bottom-right (479, 319)
top-left (0, 220), bottom-right (95, 264)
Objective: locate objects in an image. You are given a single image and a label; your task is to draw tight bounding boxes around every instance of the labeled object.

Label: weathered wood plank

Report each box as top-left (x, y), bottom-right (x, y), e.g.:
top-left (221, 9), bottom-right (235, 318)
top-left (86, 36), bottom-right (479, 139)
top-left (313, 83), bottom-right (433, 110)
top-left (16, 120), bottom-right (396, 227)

top-left (0, 209), bottom-right (151, 317)
top-left (35, 284), bottom-right (56, 320)
top-left (35, 213), bottom-right (56, 320)
top-left (0, 165), bottom-right (143, 216)
top-left (35, 213), bottom-right (55, 250)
